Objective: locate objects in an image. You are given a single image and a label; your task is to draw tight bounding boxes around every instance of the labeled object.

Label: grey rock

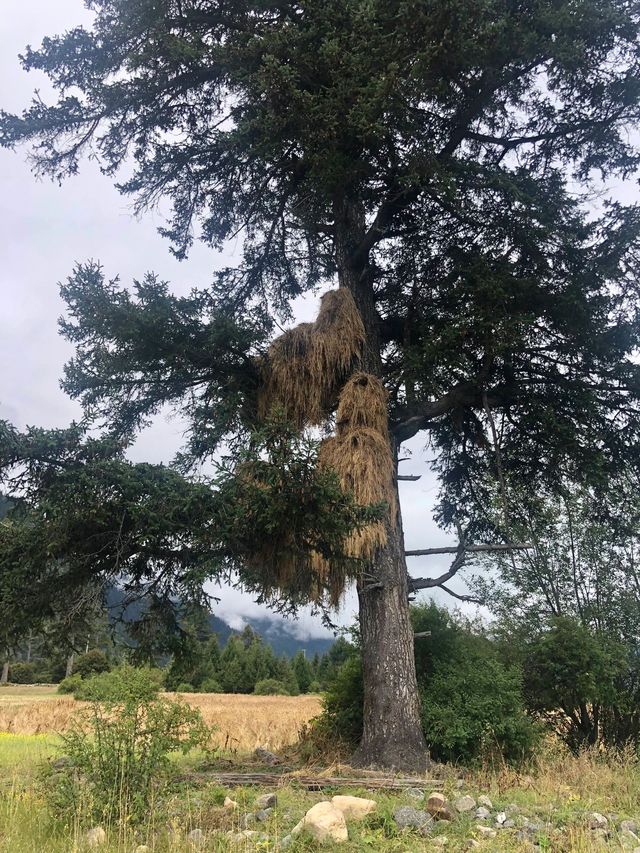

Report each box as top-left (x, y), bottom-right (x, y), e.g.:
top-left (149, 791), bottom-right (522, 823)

top-left (187, 828), bottom-right (205, 848)
top-left (502, 819), bottom-right (516, 829)
top-left (254, 747), bottom-right (280, 765)
top-left (496, 811), bottom-right (507, 825)
top-left (621, 828), bottom-right (640, 847)
top-left (475, 807), bottom-right (491, 820)
top-left (454, 795), bottom-right (477, 813)
top-left (393, 806), bottom-right (435, 835)
top-left (240, 813), bottom-right (256, 829)
top-left (255, 792), bottom-right (278, 809)
top-left (280, 835), bottom-right (293, 850)
top-left (406, 787), bottom-right (425, 800)
top-left (477, 795), bottom-right (493, 809)
top-left (255, 808), bottom-right (273, 822)
top-left (85, 827), bottom-right (106, 848)
top-left (589, 812), bottom-right (609, 830)
top-left (621, 820), bottom-right (638, 834)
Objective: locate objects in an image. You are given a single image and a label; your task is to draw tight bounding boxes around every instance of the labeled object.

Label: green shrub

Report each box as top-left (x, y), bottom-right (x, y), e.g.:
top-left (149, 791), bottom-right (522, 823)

top-left (9, 662), bottom-right (38, 684)
top-left (175, 682), bottom-right (195, 693)
top-left (74, 649), bottom-right (111, 679)
top-left (57, 674), bottom-right (83, 695)
top-left (200, 678), bottom-right (223, 693)
top-left (314, 603), bottom-right (538, 764)
top-left (45, 664), bottom-right (212, 824)
top-left (308, 680), bottom-right (322, 693)
top-left (420, 643), bottom-right (538, 763)
top-left (253, 678), bottom-right (290, 695)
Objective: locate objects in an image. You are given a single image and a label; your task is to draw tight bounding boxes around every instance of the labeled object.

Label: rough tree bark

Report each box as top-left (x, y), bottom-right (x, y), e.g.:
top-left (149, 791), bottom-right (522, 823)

top-left (0, 660), bottom-right (9, 685)
top-left (335, 199), bottom-right (430, 772)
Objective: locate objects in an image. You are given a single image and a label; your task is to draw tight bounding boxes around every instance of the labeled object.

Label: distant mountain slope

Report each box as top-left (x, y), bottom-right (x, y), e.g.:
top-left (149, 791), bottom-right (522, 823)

top-left (214, 614), bottom-right (335, 658)
top-left (104, 587), bottom-right (334, 657)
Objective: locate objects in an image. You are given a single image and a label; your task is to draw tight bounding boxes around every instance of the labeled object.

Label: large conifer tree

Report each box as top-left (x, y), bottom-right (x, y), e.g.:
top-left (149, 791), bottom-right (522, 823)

top-left (3, 0), bottom-right (640, 769)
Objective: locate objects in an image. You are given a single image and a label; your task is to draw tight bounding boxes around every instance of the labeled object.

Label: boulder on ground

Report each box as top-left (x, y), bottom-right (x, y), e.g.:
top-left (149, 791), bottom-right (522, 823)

top-left (588, 812), bottom-right (608, 830)
top-left (255, 792), bottom-right (278, 809)
top-left (86, 827), bottom-right (106, 848)
top-left (224, 796), bottom-right (239, 809)
top-left (296, 801), bottom-right (349, 843)
top-left (394, 805), bottom-right (435, 834)
top-left (254, 747), bottom-right (280, 765)
top-left (427, 792), bottom-right (454, 821)
top-left (477, 795), bottom-right (493, 809)
top-left (187, 828), bottom-right (205, 847)
top-left (331, 795), bottom-right (377, 820)
top-left (454, 795), bottom-right (477, 813)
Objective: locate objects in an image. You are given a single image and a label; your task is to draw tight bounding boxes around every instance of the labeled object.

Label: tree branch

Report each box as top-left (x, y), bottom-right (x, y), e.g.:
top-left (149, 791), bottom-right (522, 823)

top-left (406, 543), bottom-right (533, 557)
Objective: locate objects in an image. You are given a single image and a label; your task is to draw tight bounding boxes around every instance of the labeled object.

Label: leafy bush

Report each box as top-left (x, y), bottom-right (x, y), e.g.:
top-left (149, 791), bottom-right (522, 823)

top-left (9, 662), bottom-right (38, 683)
top-left (520, 617), bottom-right (631, 751)
top-left (420, 642), bottom-right (537, 763)
top-left (253, 678), bottom-right (290, 695)
top-left (74, 649), bottom-right (111, 679)
top-left (57, 674), bottom-right (83, 695)
top-left (45, 664), bottom-right (212, 824)
top-left (315, 603), bottom-right (537, 764)
top-left (175, 682), bottom-right (195, 693)
top-left (308, 680), bottom-right (322, 693)
top-left (200, 678), bottom-right (223, 693)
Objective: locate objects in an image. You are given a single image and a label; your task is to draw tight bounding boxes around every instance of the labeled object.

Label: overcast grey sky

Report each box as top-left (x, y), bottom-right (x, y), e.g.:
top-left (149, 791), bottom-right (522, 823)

top-left (0, 1), bottom-right (471, 639)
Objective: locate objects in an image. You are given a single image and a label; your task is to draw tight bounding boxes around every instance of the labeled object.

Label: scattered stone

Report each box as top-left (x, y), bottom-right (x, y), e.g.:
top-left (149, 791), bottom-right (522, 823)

top-left (466, 840), bottom-right (481, 849)
top-left (255, 792), bottom-right (278, 809)
top-left (394, 805), bottom-right (435, 834)
top-left (593, 828), bottom-right (609, 841)
top-left (475, 807), bottom-right (491, 820)
top-left (589, 812), bottom-right (609, 830)
top-left (299, 801), bottom-right (349, 843)
top-left (224, 796), bottom-right (239, 810)
top-left (427, 792), bottom-right (454, 821)
top-left (476, 825), bottom-right (497, 838)
top-left (85, 827), bottom-right (106, 848)
top-left (502, 819), bottom-right (516, 829)
top-left (187, 828), bottom-right (205, 848)
top-left (454, 795), bottom-right (477, 813)
top-left (405, 787), bottom-right (425, 800)
top-left (432, 836), bottom-right (449, 847)
top-left (505, 802), bottom-right (520, 815)
top-left (254, 746), bottom-right (280, 765)
top-left (496, 811), bottom-right (507, 825)
top-left (456, 779), bottom-right (465, 789)
top-left (331, 795), bottom-right (377, 820)
top-left (280, 835), bottom-right (293, 850)
top-left (255, 808), bottom-right (273, 822)
top-left (241, 830), bottom-right (260, 839)
top-left (240, 814), bottom-right (256, 829)
top-left (621, 828), bottom-right (640, 846)
top-left (621, 820), bottom-right (639, 834)
top-left (477, 795), bottom-right (493, 809)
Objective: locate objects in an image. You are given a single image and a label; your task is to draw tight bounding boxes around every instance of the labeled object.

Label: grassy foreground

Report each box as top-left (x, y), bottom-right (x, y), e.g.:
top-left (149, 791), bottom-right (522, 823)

top-left (2, 732), bottom-right (640, 851)
top-left (1, 688), bottom-right (640, 852)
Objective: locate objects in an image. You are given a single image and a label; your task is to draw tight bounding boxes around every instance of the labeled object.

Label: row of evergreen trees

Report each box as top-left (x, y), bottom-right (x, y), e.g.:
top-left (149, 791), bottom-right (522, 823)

top-left (164, 625), bottom-right (352, 695)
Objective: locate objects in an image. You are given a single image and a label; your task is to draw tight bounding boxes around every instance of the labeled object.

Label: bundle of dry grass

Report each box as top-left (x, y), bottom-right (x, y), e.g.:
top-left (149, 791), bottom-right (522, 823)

top-left (258, 289), bottom-right (365, 427)
top-left (315, 373), bottom-right (396, 563)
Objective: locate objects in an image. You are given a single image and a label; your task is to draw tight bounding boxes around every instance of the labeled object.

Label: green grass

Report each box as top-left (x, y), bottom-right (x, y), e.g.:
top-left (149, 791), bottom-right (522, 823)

top-left (0, 733), bottom-right (639, 852)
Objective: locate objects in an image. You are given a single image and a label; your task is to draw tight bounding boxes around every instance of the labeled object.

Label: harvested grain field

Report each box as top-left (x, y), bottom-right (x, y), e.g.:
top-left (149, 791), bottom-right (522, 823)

top-left (0, 686), bottom-right (321, 751)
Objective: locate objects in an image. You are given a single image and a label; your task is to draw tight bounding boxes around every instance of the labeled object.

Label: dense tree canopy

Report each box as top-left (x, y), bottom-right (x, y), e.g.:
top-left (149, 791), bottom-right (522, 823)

top-left (3, 0), bottom-right (640, 769)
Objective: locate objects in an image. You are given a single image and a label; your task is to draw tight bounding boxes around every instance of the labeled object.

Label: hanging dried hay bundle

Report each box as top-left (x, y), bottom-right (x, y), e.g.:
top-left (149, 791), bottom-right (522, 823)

top-left (257, 289), bottom-right (364, 427)
top-left (335, 372), bottom-right (389, 436)
top-left (318, 428), bottom-right (396, 558)
top-left (309, 288), bottom-right (366, 378)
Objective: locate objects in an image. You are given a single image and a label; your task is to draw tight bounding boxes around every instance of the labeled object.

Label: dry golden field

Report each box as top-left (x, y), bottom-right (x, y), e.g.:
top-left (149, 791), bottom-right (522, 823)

top-left (0, 685), bottom-right (321, 751)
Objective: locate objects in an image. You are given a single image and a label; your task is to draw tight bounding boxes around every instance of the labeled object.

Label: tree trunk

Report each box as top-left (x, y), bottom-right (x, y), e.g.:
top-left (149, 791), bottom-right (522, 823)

top-left (335, 198), bottom-right (430, 772)
top-left (0, 660), bottom-right (9, 685)
top-left (65, 652), bottom-right (75, 678)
